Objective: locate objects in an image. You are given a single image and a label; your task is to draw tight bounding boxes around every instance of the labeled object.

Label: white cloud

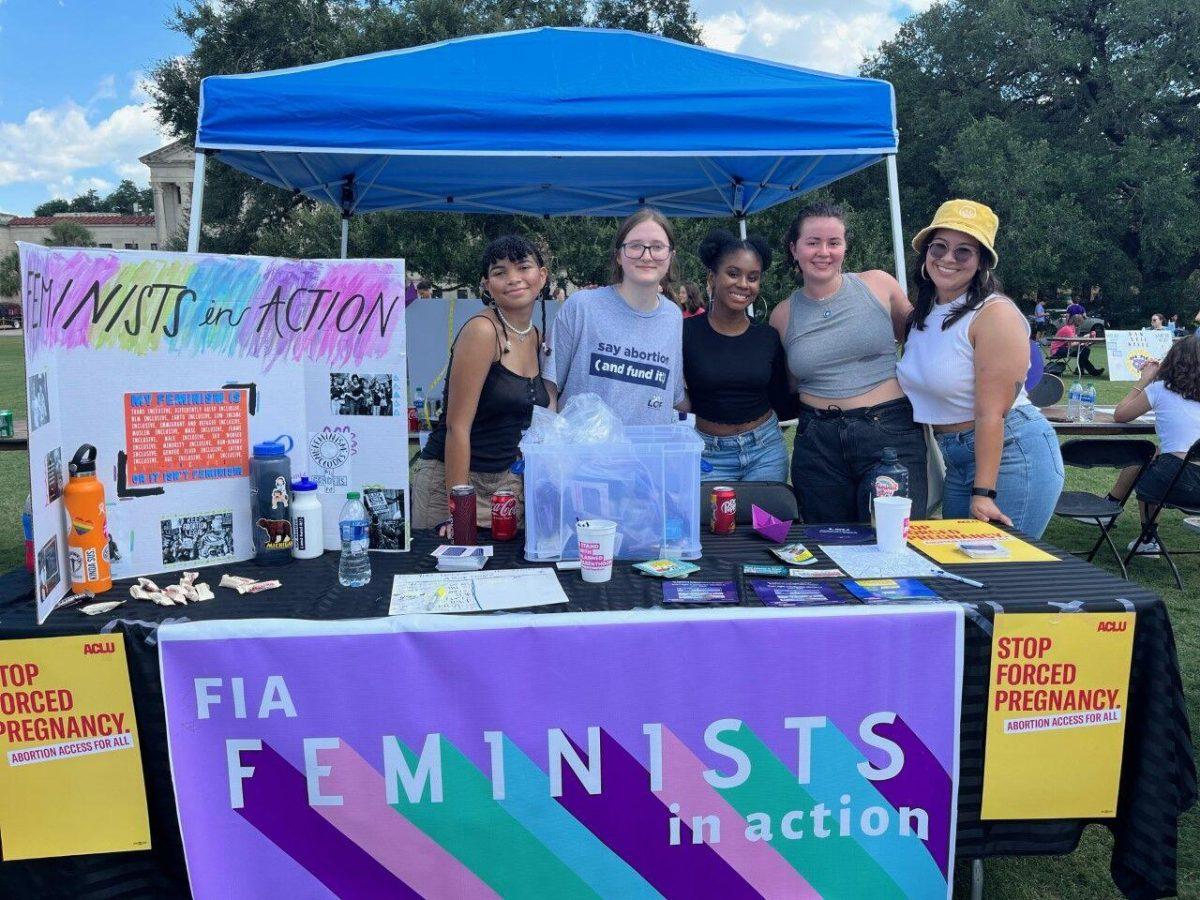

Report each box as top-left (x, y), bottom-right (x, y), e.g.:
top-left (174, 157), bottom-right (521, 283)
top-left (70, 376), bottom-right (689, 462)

top-left (698, 0), bottom-right (918, 74)
top-left (0, 100), bottom-right (167, 189)
top-left (45, 174), bottom-right (113, 199)
top-left (700, 11), bottom-right (749, 54)
top-left (89, 74), bottom-right (117, 105)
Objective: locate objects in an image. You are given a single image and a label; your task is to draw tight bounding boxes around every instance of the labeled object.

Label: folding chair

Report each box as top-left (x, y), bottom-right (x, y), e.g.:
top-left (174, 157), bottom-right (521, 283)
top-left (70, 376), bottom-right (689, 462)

top-left (1053, 439), bottom-right (1156, 579)
top-left (700, 481), bottom-right (799, 526)
top-left (1125, 438), bottom-right (1200, 590)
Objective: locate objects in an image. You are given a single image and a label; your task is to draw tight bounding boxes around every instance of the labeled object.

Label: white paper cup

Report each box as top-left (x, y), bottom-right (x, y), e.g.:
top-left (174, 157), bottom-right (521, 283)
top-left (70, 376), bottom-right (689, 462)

top-left (576, 519), bottom-right (618, 583)
top-left (873, 496), bottom-right (912, 553)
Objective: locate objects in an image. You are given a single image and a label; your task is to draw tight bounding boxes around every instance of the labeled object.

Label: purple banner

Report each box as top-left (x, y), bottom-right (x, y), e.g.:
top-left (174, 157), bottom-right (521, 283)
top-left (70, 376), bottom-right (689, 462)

top-left (160, 607), bottom-right (961, 899)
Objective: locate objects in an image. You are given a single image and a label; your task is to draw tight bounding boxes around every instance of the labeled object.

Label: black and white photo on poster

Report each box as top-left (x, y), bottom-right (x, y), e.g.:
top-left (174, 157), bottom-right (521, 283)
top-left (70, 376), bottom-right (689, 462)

top-left (362, 487), bottom-right (408, 551)
top-left (160, 511), bottom-right (235, 566)
top-left (28, 371), bottom-right (50, 431)
top-left (45, 446), bottom-right (63, 503)
top-left (37, 535), bottom-right (61, 599)
top-left (330, 373), bottom-right (395, 416)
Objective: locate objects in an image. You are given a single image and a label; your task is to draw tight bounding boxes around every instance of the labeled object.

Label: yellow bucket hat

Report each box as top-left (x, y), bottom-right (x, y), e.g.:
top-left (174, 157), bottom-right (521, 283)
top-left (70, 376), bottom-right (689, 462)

top-left (911, 199), bottom-right (999, 267)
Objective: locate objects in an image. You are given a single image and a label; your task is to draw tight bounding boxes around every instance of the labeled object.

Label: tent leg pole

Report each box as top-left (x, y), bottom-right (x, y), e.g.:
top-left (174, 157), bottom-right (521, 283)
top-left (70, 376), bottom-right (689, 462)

top-left (340, 217), bottom-right (349, 259)
top-left (187, 151), bottom-right (206, 254)
top-left (738, 217), bottom-right (747, 240)
top-left (885, 154), bottom-right (905, 285)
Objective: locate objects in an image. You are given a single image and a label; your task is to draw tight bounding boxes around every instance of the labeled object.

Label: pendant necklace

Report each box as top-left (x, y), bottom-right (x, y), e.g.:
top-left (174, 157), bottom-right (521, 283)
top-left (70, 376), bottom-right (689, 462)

top-left (494, 306), bottom-right (533, 353)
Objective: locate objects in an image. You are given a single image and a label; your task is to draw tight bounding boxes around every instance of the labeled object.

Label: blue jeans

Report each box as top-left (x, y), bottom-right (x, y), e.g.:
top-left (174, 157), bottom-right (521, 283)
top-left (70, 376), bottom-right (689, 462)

top-left (700, 414), bottom-right (789, 482)
top-left (935, 405), bottom-right (1065, 539)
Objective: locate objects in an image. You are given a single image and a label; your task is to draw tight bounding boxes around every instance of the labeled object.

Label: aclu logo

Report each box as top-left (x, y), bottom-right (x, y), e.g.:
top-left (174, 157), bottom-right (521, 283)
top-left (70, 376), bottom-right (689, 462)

top-left (83, 641), bottom-right (116, 655)
top-left (1096, 620), bottom-right (1127, 633)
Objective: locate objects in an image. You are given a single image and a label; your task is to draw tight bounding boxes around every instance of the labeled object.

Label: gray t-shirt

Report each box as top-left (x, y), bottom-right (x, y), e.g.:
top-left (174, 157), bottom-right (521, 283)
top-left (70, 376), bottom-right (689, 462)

top-left (547, 285), bottom-right (684, 425)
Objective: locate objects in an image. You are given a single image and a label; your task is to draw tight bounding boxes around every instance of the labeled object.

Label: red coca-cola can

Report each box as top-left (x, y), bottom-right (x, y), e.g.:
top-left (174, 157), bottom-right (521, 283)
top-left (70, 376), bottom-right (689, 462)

top-left (491, 490), bottom-right (518, 541)
top-left (449, 484), bottom-right (478, 545)
top-left (711, 486), bottom-right (736, 534)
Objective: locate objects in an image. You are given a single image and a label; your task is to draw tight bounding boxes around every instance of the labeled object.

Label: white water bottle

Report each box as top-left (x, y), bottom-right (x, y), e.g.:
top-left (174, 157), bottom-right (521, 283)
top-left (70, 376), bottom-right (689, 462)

top-left (1067, 380), bottom-right (1084, 421)
top-left (290, 477), bottom-right (323, 559)
top-left (1081, 383), bottom-right (1097, 423)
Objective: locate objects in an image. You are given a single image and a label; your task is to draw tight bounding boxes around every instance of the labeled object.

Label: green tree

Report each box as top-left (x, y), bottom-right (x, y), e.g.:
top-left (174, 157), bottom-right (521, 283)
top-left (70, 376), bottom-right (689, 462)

top-left (67, 190), bottom-right (103, 213)
top-left (99, 179), bottom-right (155, 215)
top-left (0, 251), bottom-right (19, 298)
top-left (148, 0), bottom-right (703, 277)
top-left (853, 0), bottom-right (1200, 322)
top-left (44, 222), bottom-right (96, 248)
top-left (32, 199), bottom-right (69, 217)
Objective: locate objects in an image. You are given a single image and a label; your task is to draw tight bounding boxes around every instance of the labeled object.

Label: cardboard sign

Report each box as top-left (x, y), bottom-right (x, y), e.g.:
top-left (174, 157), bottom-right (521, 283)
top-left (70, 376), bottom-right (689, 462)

top-left (982, 612), bottom-right (1135, 819)
top-left (0, 634), bottom-right (150, 859)
top-left (1104, 330), bottom-right (1174, 381)
top-left (18, 245), bottom-right (410, 622)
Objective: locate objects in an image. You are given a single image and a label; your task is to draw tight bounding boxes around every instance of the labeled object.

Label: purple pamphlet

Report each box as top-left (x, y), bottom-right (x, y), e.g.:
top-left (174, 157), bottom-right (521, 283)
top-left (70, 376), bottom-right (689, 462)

top-left (662, 581), bottom-right (740, 604)
top-left (800, 524), bottom-right (875, 544)
top-left (748, 578), bottom-right (850, 607)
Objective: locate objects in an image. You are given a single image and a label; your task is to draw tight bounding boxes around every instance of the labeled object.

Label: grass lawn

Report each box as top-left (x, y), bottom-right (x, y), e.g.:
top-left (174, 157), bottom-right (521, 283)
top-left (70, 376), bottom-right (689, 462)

top-left (0, 337), bottom-right (1195, 897)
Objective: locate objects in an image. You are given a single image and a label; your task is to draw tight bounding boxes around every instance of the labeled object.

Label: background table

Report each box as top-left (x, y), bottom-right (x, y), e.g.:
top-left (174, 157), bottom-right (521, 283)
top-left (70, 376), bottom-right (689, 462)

top-left (0, 527), bottom-right (1193, 899)
top-left (1044, 406), bottom-right (1157, 436)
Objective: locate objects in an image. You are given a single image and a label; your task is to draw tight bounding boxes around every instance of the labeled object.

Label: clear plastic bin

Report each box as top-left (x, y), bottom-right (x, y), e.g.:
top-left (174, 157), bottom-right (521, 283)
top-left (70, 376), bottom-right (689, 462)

top-left (521, 424), bottom-right (703, 561)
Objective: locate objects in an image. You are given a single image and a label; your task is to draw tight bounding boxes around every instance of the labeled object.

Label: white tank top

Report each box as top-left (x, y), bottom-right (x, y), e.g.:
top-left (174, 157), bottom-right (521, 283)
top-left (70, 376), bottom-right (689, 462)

top-left (897, 294), bottom-right (1032, 425)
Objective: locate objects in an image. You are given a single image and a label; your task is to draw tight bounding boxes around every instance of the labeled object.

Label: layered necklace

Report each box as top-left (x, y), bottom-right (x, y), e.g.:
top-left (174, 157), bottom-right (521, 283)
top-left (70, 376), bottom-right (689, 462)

top-left (494, 304), bottom-right (534, 353)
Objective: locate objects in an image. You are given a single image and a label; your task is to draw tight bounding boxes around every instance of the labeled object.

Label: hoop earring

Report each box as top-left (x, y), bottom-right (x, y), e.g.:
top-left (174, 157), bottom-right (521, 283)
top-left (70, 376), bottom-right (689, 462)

top-left (920, 262), bottom-right (929, 281)
top-left (480, 287), bottom-right (495, 305)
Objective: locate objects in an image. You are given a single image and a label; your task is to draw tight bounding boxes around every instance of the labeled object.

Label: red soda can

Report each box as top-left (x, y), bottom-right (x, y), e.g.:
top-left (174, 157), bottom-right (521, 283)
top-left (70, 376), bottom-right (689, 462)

top-left (449, 484), bottom-right (478, 545)
top-left (491, 490), bottom-right (518, 541)
top-left (711, 486), bottom-right (736, 534)
top-left (407, 406), bottom-right (420, 435)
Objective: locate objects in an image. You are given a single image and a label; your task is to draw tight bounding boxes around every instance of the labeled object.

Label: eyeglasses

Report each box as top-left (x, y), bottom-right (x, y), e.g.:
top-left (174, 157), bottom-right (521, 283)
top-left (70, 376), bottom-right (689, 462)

top-left (620, 242), bottom-right (673, 261)
top-left (927, 240), bottom-right (978, 264)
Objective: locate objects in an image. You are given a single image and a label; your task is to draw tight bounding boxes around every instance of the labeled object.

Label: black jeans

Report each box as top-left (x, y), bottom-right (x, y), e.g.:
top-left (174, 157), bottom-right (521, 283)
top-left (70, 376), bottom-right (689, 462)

top-left (1136, 455), bottom-right (1200, 510)
top-left (1051, 345), bottom-right (1104, 377)
top-left (791, 397), bottom-right (929, 524)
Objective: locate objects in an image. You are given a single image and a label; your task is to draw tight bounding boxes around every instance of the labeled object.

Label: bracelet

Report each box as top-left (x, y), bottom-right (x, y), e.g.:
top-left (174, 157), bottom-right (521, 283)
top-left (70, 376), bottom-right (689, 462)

top-left (971, 487), bottom-right (998, 499)
top-left (1129, 386), bottom-right (1143, 393)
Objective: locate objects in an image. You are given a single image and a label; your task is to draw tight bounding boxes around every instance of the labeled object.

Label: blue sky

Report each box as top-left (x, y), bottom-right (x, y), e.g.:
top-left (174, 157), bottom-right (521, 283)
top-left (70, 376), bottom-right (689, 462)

top-left (0, 0), bottom-right (929, 216)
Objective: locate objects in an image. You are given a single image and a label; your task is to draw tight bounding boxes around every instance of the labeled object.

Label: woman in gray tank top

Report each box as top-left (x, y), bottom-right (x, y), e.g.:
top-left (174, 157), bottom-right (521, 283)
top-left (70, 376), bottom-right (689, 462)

top-left (769, 202), bottom-right (928, 523)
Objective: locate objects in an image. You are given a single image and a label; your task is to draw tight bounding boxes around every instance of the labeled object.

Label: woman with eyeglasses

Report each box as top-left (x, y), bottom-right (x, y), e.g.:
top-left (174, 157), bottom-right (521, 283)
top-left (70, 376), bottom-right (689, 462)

top-left (770, 201), bottom-right (926, 523)
top-left (897, 200), bottom-right (1064, 537)
top-left (684, 229), bottom-right (796, 481)
top-left (546, 207), bottom-right (685, 424)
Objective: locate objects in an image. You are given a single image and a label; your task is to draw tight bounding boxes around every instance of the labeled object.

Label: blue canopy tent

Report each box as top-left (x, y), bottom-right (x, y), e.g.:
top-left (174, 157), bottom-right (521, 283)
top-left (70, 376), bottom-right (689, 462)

top-left (189, 27), bottom-right (904, 273)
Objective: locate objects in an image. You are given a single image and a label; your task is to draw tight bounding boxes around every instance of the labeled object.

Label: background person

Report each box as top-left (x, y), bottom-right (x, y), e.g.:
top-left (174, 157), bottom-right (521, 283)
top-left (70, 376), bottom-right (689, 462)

top-left (1109, 337), bottom-right (1200, 554)
top-left (684, 229), bottom-right (796, 481)
top-left (769, 201), bottom-right (926, 523)
top-left (1050, 314), bottom-right (1105, 377)
top-left (1066, 297), bottom-right (1086, 317)
top-left (412, 235), bottom-right (551, 534)
top-left (1149, 313), bottom-right (1166, 330)
top-left (546, 208), bottom-right (685, 424)
top-left (897, 199), bottom-right (1064, 537)
top-left (1033, 297), bottom-right (1048, 338)
top-left (677, 281), bottom-right (706, 318)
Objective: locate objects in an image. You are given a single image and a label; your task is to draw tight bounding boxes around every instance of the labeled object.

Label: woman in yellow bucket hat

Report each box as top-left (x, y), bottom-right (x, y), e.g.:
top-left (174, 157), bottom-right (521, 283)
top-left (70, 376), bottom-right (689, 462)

top-left (896, 200), bottom-right (1064, 537)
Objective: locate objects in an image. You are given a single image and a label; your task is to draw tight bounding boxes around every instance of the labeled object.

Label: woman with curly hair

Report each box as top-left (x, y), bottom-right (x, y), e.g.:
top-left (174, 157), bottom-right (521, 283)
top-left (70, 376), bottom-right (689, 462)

top-left (1112, 335), bottom-right (1200, 552)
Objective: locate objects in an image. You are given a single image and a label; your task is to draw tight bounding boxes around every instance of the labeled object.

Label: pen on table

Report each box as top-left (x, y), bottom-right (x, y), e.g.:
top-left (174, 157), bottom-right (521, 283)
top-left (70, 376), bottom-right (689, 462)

top-left (934, 569), bottom-right (986, 589)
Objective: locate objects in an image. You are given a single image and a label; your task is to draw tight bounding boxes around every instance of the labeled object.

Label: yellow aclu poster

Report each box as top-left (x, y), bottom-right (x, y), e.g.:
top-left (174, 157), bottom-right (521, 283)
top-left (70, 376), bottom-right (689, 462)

top-left (0, 634), bottom-right (150, 859)
top-left (907, 519), bottom-right (1059, 564)
top-left (982, 612), bottom-right (1135, 819)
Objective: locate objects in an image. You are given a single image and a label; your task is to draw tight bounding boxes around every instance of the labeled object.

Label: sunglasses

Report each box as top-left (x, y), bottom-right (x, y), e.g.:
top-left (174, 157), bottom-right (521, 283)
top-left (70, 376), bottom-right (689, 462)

top-left (927, 240), bottom-right (978, 264)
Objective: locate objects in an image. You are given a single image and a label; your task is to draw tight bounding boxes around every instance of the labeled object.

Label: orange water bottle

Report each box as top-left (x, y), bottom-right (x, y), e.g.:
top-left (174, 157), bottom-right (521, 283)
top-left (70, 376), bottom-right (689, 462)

top-left (64, 444), bottom-right (112, 594)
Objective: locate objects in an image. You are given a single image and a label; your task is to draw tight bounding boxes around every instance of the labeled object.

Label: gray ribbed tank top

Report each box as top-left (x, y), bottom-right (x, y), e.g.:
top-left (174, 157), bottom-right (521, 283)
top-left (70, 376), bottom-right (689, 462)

top-left (783, 273), bottom-right (898, 398)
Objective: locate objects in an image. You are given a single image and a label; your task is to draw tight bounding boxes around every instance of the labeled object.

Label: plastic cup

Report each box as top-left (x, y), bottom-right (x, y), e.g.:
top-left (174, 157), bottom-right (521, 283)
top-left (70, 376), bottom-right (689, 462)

top-left (576, 519), bottom-right (618, 583)
top-left (873, 496), bottom-right (912, 553)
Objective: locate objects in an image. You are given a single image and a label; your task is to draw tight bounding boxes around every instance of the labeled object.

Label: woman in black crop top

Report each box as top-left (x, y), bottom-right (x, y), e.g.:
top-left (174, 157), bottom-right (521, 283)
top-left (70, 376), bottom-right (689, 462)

top-left (683, 229), bottom-right (797, 482)
top-left (412, 235), bottom-right (551, 534)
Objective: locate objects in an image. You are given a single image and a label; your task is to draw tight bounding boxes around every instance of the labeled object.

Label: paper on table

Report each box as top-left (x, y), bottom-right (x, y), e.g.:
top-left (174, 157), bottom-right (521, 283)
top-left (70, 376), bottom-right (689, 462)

top-left (751, 505), bottom-right (792, 543)
top-left (819, 543), bottom-right (942, 579)
top-left (389, 568), bottom-right (568, 615)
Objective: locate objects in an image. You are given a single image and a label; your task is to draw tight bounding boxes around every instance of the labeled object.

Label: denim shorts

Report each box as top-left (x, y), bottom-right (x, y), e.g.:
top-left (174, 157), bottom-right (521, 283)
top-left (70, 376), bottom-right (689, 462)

top-left (1136, 455), bottom-right (1200, 510)
top-left (700, 413), bottom-right (789, 483)
top-left (935, 404), bottom-right (1065, 539)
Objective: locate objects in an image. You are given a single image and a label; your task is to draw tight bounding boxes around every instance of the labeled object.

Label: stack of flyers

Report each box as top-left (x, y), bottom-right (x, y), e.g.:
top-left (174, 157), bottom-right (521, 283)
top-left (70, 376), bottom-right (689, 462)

top-left (432, 545), bottom-right (493, 572)
top-left (748, 579), bottom-right (849, 607)
top-left (769, 542), bottom-right (817, 566)
top-left (742, 564), bottom-right (845, 579)
top-left (662, 581), bottom-right (740, 604)
top-left (842, 578), bottom-right (944, 603)
top-left (957, 540), bottom-right (1011, 559)
top-left (634, 559), bottom-right (701, 579)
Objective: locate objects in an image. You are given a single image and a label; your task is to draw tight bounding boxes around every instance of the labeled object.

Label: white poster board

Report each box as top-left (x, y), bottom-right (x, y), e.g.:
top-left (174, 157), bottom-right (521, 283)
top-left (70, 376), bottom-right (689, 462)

top-left (19, 244), bottom-right (408, 623)
top-left (1104, 329), bottom-right (1174, 381)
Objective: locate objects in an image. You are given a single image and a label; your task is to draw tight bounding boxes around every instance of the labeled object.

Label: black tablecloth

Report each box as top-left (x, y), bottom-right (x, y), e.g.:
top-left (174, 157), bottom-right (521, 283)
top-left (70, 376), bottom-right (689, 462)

top-left (0, 529), bottom-right (1193, 899)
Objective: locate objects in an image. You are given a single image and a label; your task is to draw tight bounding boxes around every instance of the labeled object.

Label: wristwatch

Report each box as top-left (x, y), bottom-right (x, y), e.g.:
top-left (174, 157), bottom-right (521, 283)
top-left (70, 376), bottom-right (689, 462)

top-left (971, 487), bottom-right (998, 499)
